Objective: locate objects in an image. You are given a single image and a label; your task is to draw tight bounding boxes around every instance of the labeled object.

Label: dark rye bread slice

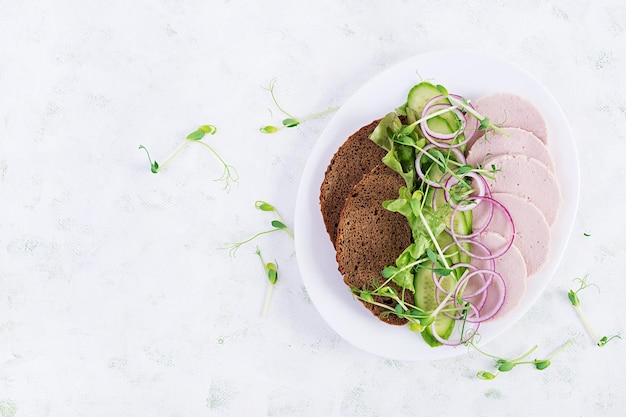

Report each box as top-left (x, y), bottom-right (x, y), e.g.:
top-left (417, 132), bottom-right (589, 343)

top-left (335, 164), bottom-right (412, 325)
top-left (319, 119), bottom-right (387, 247)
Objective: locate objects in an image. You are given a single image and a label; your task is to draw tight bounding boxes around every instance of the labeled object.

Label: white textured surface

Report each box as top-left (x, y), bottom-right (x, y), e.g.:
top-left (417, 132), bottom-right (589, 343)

top-left (1, 1), bottom-right (625, 416)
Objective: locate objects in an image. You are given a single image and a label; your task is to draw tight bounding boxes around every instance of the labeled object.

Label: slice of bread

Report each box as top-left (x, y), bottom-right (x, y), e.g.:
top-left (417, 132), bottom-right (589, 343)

top-left (334, 164), bottom-right (412, 325)
top-left (319, 120), bottom-right (387, 247)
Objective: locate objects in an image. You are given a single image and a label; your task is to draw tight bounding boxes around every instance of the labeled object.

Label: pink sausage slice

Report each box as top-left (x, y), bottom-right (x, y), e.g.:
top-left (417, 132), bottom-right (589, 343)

top-left (468, 93), bottom-right (548, 147)
top-left (473, 192), bottom-right (551, 276)
top-left (482, 154), bottom-right (561, 225)
top-left (467, 127), bottom-right (555, 173)
top-left (476, 232), bottom-right (527, 320)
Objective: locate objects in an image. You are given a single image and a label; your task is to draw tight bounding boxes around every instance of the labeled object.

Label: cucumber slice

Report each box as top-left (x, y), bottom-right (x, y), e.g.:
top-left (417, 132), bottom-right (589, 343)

top-left (414, 266), bottom-right (455, 347)
top-left (407, 82), bottom-right (458, 129)
top-left (407, 81), bottom-right (467, 152)
top-left (437, 230), bottom-right (464, 267)
top-left (424, 114), bottom-right (460, 137)
top-left (406, 81), bottom-right (444, 116)
top-left (456, 210), bottom-right (472, 265)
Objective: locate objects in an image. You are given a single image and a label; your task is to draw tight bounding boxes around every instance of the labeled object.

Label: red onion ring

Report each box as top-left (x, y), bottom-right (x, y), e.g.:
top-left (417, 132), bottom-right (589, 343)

top-left (432, 240), bottom-right (497, 319)
top-left (455, 269), bottom-right (499, 302)
top-left (420, 94), bottom-right (479, 148)
top-left (420, 95), bottom-right (471, 149)
top-left (421, 103), bottom-right (466, 141)
top-left (444, 171), bottom-right (489, 212)
top-left (431, 262), bottom-right (477, 295)
top-left (448, 238), bottom-right (496, 273)
top-left (450, 196), bottom-right (515, 261)
top-left (463, 271), bottom-right (506, 322)
top-left (415, 144), bottom-right (466, 189)
top-left (447, 193), bottom-right (494, 238)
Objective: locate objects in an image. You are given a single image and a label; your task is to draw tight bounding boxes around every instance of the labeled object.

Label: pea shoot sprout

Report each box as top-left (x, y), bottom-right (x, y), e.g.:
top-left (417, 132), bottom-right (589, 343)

top-left (471, 339), bottom-right (573, 380)
top-left (225, 200), bottom-right (293, 256)
top-left (568, 275), bottom-right (621, 347)
top-left (138, 124), bottom-right (239, 191)
top-left (259, 78), bottom-right (339, 134)
top-left (255, 246), bottom-right (278, 317)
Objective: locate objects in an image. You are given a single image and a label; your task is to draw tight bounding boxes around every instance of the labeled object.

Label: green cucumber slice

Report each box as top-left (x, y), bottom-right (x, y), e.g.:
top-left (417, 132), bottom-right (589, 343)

top-left (414, 266), bottom-right (455, 347)
top-left (406, 81), bottom-right (444, 116)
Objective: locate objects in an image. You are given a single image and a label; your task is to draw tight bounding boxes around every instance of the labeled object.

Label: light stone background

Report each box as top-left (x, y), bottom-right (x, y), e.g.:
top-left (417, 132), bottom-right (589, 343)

top-left (1, 1), bottom-right (625, 416)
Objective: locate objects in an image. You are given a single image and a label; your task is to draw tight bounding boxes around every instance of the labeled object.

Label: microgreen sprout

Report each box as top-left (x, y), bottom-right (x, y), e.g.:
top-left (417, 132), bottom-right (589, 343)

top-left (259, 78), bottom-right (338, 134)
top-left (568, 275), bottom-right (621, 347)
top-left (254, 200), bottom-right (294, 239)
top-left (474, 162), bottom-right (501, 180)
top-left (471, 339), bottom-right (573, 380)
top-left (225, 200), bottom-right (293, 256)
top-left (255, 246), bottom-right (279, 317)
top-left (225, 221), bottom-right (290, 256)
top-left (478, 118), bottom-right (491, 131)
top-left (138, 125), bottom-right (239, 191)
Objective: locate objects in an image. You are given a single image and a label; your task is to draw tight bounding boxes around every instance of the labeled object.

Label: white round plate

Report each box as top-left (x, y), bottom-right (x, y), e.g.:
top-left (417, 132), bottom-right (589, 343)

top-left (294, 49), bottom-right (580, 361)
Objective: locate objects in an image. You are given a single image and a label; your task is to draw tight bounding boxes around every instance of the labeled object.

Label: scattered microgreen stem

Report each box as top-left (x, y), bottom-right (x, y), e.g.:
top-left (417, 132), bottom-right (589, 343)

top-left (138, 125), bottom-right (239, 191)
top-left (225, 200), bottom-right (293, 256)
top-left (225, 222), bottom-right (290, 256)
top-left (259, 78), bottom-right (339, 134)
top-left (254, 200), bottom-right (294, 240)
top-left (255, 246), bottom-right (279, 317)
top-left (568, 275), bottom-right (621, 347)
top-left (471, 339), bottom-right (573, 380)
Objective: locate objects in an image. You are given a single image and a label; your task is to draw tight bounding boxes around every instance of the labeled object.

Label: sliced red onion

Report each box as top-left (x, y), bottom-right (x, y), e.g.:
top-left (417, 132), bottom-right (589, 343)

top-left (421, 94), bottom-right (451, 118)
top-left (463, 271), bottom-right (506, 322)
top-left (455, 269), bottom-right (499, 302)
top-left (431, 261), bottom-right (477, 295)
top-left (460, 285), bottom-right (488, 315)
top-left (447, 194), bottom-right (494, 238)
top-left (450, 197), bottom-right (515, 261)
top-left (421, 104), bottom-right (466, 141)
top-left (420, 95), bottom-right (470, 149)
top-left (444, 170), bottom-right (489, 212)
top-left (432, 241), bottom-right (496, 320)
top-left (450, 238), bottom-right (496, 272)
top-left (415, 144), bottom-right (466, 189)
top-left (421, 94), bottom-right (480, 147)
